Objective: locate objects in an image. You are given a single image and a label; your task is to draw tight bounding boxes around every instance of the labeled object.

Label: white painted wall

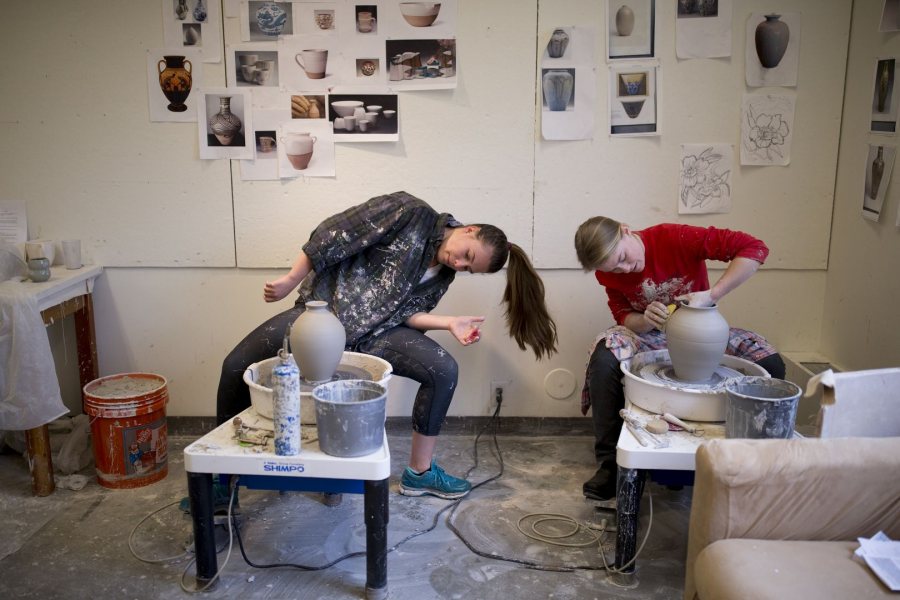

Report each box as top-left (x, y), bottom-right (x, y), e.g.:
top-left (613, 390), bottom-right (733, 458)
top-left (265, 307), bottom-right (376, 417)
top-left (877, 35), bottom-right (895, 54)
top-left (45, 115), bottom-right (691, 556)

top-left (821, 0), bottom-right (900, 370)
top-left (8, 1), bottom-right (890, 420)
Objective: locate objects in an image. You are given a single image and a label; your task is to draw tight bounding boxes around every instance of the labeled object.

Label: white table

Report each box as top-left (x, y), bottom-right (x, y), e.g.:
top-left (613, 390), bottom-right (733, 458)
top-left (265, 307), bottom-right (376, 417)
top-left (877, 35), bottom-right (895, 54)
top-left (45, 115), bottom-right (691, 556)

top-left (5, 265), bottom-right (103, 495)
top-left (183, 407), bottom-right (391, 599)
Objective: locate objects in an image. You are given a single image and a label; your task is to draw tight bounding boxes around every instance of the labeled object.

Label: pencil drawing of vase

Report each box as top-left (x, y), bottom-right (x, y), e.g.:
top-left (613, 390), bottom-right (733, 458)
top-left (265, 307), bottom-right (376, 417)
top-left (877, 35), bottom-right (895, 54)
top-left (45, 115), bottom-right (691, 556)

top-left (870, 147), bottom-right (885, 200)
top-left (547, 29), bottom-right (569, 58)
top-left (209, 96), bottom-right (242, 146)
top-left (158, 55), bottom-right (192, 113)
top-left (877, 60), bottom-right (892, 113)
top-left (193, 0), bottom-right (207, 22)
top-left (621, 99), bottom-right (645, 118)
top-left (755, 14), bottom-right (789, 69)
top-left (256, 1), bottom-right (287, 36)
top-left (175, 0), bottom-right (188, 20)
top-left (183, 23), bottom-right (201, 46)
top-left (616, 5), bottom-right (635, 37)
top-left (542, 70), bottom-right (573, 112)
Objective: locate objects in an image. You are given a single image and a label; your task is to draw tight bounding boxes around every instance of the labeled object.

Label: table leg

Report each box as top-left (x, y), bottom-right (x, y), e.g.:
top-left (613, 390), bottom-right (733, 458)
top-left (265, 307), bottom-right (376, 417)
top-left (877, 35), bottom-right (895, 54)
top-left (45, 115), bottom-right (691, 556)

top-left (612, 466), bottom-right (647, 586)
top-left (187, 472), bottom-right (217, 587)
top-left (363, 478), bottom-right (389, 600)
top-left (73, 294), bottom-right (98, 397)
top-left (25, 424), bottom-right (55, 496)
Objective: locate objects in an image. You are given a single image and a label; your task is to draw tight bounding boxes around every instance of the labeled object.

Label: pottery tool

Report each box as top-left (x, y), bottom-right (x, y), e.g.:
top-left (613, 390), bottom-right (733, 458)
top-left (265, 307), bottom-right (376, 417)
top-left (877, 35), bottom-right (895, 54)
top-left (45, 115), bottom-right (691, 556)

top-left (662, 412), bottom-right (705, 437)
top-left (645, 418), bottom-right (669, 435)
top-left (620, 409), bottom-right (669, 448)
top-left (232, 417), bottom-right (273, 446)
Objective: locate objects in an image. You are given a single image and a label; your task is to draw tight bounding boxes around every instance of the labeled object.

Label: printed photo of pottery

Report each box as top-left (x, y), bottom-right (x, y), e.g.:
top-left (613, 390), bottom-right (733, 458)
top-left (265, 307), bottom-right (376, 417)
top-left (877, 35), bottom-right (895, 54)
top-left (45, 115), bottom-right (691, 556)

top-left (255, 130), bottom-right (277, 158)
top-left (182, 23), bottom-right (202, 47)
top-left (399, 2), bottom-right (442, 28)
top-left (249, 0), bottom-right (293, 40)
top-left (234, 50), bottom-right (279, 87)
top-left (677, 0), bottom-right (718, 18)
top-left (328, 93), bottom-right (399, 136)
top-left (204, 95), bottom-right (246, 147)
top-left (356, 59), bottom-right (380, 78)
top-left (291, 95), bottom-right (326, 119)
top-left (355, 5), bottom-right (378, 34)
top-left (385, 39), bottom-right (455, 81)
top-left (541, 68), bottom-right (575, 112)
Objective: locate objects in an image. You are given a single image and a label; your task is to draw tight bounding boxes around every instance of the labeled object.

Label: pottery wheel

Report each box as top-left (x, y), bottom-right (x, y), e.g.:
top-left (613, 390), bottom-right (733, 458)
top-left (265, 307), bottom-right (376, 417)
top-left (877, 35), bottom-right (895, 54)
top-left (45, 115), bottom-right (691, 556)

top-left (637, 362), bottom-right (742, 392)
top-left (298, 364), bottom-right (372, 392)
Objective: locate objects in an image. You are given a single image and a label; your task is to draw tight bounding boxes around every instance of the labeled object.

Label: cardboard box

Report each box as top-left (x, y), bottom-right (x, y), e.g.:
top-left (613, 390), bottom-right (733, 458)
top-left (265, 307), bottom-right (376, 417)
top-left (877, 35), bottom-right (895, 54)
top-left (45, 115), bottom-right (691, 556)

top-left (806, 368), bottom-right (900, 437)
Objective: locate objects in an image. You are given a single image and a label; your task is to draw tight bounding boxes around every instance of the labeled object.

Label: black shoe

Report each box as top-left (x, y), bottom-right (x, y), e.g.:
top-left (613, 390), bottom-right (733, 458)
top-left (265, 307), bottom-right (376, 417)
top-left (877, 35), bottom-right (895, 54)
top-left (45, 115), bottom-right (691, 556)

top-left (582, 461), bottom-right (617, 501)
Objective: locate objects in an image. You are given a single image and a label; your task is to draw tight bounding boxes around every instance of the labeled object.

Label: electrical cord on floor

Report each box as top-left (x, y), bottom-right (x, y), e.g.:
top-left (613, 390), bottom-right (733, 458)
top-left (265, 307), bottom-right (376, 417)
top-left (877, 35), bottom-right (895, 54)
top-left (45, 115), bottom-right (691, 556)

top-left (128, 499), bottom-right (191, 564)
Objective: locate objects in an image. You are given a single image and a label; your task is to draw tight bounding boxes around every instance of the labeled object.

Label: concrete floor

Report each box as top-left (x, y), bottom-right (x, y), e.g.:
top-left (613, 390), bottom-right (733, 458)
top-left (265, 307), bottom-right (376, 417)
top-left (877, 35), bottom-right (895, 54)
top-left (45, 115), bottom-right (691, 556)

top-left (0, 430), bottom-right (691, 599)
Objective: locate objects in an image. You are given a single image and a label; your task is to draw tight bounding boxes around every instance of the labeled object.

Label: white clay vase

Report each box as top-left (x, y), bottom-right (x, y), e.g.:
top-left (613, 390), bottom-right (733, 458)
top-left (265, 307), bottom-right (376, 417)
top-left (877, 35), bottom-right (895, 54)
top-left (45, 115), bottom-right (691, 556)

top-left (290, 300), bottom-right (346, 383)
top-left (665, 301), bottom-right (729, 382)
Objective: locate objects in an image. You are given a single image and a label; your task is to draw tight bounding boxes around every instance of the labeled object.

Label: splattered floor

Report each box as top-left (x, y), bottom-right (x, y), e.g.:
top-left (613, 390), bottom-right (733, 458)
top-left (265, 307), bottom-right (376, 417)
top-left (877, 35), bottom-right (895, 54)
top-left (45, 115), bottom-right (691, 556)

top-left (0, 431), bottom-right (691, 599)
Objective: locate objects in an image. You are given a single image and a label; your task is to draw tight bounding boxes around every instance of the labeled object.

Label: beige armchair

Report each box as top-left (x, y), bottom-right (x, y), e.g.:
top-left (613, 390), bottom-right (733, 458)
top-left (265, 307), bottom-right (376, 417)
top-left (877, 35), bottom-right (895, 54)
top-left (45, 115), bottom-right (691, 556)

top-left (684, 437), bottom-right (900, 599)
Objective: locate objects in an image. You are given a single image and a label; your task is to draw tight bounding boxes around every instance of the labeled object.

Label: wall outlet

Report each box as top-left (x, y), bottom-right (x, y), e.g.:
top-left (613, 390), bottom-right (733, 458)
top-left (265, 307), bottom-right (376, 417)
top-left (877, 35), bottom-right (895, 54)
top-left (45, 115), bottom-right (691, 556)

top-left (490, 379), bottom-right (511, 407)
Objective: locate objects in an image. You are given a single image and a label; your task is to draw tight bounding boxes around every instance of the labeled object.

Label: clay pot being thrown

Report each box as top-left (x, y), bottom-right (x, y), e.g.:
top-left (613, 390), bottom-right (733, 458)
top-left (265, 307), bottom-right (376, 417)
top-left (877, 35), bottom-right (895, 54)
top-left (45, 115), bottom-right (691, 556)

top-left (616, 5), bottom-right (635, 37)
top-left (665, 301), bottom-right (730, 382)
top-left (755, 14), bottom-right (789, 69)
top-left (290, 301), bottom-right (346, 383)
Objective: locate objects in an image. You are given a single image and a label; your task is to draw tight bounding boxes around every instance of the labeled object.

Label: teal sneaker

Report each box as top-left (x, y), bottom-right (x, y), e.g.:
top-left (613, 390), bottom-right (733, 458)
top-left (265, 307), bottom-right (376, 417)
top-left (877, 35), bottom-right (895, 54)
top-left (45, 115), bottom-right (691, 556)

top-left (399, 460), bottom-right (472, 499)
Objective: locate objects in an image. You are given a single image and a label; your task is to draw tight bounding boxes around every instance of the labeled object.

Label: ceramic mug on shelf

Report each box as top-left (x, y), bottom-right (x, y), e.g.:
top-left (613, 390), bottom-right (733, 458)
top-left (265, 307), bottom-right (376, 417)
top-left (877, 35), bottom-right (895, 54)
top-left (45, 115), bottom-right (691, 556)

top-left (61, 239), bottom-right (82, 269)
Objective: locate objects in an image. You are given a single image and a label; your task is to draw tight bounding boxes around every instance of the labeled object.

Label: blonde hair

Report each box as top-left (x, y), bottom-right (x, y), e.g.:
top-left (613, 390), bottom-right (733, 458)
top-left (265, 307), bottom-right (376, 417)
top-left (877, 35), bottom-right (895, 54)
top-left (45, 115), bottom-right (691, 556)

top-left (574, 216), bottom-right (623, 271)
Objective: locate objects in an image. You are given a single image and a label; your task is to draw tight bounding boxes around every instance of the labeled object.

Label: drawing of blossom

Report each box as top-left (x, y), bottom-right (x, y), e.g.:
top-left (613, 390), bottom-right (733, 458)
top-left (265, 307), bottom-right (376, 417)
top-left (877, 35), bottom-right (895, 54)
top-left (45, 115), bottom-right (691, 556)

top-left (679, 146), bottom-right (731, 212)
top-left (741, 94), bottom-right (795, 166)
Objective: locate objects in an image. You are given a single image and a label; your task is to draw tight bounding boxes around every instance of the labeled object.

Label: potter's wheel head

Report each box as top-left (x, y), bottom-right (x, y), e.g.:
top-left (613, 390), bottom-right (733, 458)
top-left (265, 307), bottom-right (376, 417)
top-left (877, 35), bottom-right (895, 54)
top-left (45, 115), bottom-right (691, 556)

top-left (637, 362), bottom-right (742, 392)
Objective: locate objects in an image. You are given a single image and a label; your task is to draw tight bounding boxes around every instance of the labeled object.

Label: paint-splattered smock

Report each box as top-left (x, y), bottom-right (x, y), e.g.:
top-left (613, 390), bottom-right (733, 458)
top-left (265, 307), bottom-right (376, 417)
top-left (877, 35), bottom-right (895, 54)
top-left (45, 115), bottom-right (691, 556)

top-left (581, 224), bottom-right (779, 414)
top-left (296, 191), bottom-right (460, 349)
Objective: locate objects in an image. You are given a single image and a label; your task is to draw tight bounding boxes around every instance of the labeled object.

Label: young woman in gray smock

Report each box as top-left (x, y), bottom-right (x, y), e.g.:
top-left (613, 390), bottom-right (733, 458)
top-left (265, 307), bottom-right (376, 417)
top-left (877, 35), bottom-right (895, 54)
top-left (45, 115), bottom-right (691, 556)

top-left (218, 191), bottom-right (557, 499)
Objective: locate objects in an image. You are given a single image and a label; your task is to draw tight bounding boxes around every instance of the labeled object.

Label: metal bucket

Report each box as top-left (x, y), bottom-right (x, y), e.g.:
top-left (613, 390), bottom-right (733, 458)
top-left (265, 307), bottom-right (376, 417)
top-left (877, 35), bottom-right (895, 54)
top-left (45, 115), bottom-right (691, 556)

top-left (312, 380), bottom-right (387, 457)
top-left (725, 376), bottom-right (802, 439)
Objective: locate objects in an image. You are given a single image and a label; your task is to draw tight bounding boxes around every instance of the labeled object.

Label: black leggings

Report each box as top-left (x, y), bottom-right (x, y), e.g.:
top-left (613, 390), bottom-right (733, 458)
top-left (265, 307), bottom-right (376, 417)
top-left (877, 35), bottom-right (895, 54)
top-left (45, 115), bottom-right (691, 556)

top-left (216, 306), bottom-right (458, 436)
top-left (586, 345), bottom-right (786, 464)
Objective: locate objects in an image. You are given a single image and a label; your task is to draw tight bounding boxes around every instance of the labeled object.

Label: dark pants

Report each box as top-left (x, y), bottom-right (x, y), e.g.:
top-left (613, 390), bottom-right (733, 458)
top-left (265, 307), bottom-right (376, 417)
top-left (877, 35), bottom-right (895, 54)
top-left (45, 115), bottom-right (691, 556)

top-left (587, 345), bottom-right (786, 464)
top-left (217, 306), bottom-right (458, 436)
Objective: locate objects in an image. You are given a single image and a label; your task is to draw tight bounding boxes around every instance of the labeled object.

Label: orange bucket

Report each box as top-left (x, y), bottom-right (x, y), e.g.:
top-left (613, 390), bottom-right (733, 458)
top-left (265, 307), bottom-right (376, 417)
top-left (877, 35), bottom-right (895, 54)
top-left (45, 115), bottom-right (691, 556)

top-left (83, 373), bottom-right (169, 489)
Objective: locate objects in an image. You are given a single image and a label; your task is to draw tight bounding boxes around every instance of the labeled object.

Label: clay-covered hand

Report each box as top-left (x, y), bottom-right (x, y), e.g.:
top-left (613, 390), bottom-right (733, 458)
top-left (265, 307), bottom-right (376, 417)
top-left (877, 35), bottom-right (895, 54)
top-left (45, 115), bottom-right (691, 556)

top-left (263, 276), bottom-right (297, 303)
top-left (643, 301), bottom-right (670, 330)
top-left (675, 290), bottom-right (714, 307)
top-left (450, 316), bottom-right (485, 345)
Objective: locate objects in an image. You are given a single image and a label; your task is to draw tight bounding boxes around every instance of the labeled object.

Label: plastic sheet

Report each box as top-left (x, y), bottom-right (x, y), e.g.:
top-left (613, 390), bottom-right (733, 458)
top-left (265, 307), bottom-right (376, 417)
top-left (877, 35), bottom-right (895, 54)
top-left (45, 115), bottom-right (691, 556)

top-left (0, 265), bottom-right (68, 430)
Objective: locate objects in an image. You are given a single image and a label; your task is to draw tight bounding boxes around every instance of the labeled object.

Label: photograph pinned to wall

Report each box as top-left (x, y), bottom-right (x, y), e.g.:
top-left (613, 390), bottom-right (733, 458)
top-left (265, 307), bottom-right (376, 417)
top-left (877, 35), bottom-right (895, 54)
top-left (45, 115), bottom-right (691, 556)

top-left (291, 94), bottom-right (326, 119)
top-left (291, 2), bottom-right (351, 35)
top-left (540, 26), bottom-right (596, 140)
top-left (740, 93), bottom-right (794, 166)
top-left (147, 48), bottom-right (203, 122)
top-left (871, 57), bottom-right (899, 134)
top-left (278, 37), bottom-right (342, 91)
top-left (278, 119), bottom-right (335, 178)
top-left (228, 46), bottom-right (280, 90)
top-left (240, 106), bottom-right (290, 181)
top-left (327, 92), bottom-right (399, 142)
top-left (745, 13), bottom-right (800, 87)
top-left (880, 0), bottom-right (900, 32)
top-left (676, 0), bottom-right (732, 59)
top-left (385, 38), bottom-right (456, 90)
top-left (608, 62), bottom-right (659, 136)
top-left (356, 58), bottom-right (382, 80)
top-left (242, 0), bottom-right (293, 41)
top-left (162, 0), bottom-right (222, 62)
top-left (678, 144), bottom-right (733, 214)
top-left (354, 5), bottom-right (379, 35)
top-left (607, 0), bottom-right (655, 61)
top-left (386, 0), bottom-right (458, 37)
top-left (197, 88), bottom-right (254, 160)
top-left (862, 144), bottom-right (896, 222)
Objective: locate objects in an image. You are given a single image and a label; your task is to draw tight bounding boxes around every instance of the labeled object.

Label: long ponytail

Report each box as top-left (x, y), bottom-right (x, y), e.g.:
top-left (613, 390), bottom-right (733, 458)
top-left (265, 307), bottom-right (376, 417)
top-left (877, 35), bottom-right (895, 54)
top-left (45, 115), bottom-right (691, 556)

top-left (475, 225), bottom-right (558, 360)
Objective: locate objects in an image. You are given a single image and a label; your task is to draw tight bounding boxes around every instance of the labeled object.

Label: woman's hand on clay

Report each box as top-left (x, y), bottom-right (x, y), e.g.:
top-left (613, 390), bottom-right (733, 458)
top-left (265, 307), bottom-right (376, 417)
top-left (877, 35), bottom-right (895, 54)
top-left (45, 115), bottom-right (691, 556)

top-left (675, 290), bottom-right (714, 307)
top-left (450, 316), bottom-right (485, 345)
top-left (643, 301), bottom-right (670, 330)
top-left (263, 276), bottom-right (296, 303)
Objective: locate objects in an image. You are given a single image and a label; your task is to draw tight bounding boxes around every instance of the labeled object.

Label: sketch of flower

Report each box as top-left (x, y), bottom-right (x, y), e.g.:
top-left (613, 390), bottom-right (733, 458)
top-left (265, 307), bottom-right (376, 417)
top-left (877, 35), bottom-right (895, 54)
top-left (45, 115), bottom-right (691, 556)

top-left (745, 105), bottom-right (790, 160)
top-left (680, 146), bottom-right (731, 209)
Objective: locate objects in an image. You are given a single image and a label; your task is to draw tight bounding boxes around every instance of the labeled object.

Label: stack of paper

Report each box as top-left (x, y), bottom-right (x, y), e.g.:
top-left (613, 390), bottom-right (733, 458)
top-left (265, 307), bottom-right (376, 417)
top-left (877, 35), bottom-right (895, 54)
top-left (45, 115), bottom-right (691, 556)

top-left (855, 531), bottom-right (900, 591)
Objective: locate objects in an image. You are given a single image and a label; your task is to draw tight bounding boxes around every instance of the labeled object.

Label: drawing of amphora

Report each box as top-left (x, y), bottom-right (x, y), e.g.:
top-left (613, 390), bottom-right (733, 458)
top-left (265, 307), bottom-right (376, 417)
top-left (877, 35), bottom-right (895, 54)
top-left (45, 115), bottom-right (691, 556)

top-left (283, 132), bottom-right (316, 170)
top-left (295, 49), bottom-right (328, 79)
